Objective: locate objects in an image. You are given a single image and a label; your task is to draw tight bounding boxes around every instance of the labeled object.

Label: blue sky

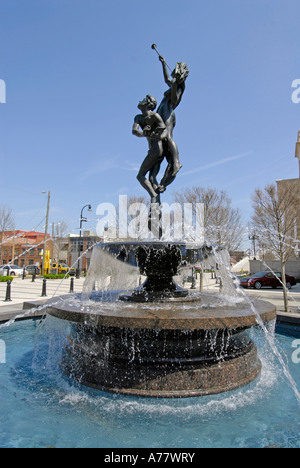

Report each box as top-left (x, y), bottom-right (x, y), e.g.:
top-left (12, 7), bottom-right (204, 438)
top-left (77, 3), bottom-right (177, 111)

top-left (0, 0), bottom-right (299, 247)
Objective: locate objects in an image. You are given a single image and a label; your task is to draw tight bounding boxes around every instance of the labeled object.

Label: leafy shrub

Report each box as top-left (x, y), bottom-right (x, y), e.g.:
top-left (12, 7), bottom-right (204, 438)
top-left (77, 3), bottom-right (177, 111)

top-left (43, 274), bottom-right (70, 280)
top-left (0, 276), bottom-right (14, 282)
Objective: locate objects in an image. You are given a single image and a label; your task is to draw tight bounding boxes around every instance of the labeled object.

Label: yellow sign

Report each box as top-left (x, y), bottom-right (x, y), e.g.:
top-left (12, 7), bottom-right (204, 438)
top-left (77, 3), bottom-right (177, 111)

top-left (44, 250), bottom-right (51, 274)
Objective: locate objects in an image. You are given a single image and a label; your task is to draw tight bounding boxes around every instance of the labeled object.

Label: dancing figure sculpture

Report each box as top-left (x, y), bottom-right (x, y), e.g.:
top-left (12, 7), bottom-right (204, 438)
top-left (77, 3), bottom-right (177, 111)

top-left (133, 45), bottom-right (189, 204)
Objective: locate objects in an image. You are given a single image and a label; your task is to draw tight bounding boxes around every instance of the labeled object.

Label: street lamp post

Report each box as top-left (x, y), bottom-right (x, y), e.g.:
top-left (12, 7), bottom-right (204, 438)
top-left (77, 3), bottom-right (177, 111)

top-left (248, 233), bottom-right (257, 260)
top-left (76, 204), bottom-right (92, 279)
top-left (42, 191), bottom-right (51, 277)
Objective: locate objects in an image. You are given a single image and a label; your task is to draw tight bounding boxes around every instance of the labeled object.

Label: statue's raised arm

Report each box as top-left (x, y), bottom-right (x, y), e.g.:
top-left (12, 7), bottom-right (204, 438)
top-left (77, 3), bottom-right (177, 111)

top-left (159, 56), bottom-right (173, 88)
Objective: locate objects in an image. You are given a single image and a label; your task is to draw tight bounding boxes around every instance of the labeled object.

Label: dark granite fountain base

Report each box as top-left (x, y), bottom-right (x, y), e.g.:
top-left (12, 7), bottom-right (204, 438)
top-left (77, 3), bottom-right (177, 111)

top-left (46, 293), bottom-right (276, 398)
top-left (62, 327), bottom-right (261, 398)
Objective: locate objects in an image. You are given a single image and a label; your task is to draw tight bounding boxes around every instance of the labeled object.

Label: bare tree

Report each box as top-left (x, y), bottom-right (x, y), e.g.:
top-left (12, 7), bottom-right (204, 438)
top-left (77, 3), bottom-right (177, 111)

top-left (54, 221), bottom-right (68, 238)
top-left (0, 205), bottom-right (15, 263)
top-left (173, 187), bottom-right (243, 251)
top-left (0, 205), bottom-right (15, 232)
top-left (251, 183), bottom-right (298, 313)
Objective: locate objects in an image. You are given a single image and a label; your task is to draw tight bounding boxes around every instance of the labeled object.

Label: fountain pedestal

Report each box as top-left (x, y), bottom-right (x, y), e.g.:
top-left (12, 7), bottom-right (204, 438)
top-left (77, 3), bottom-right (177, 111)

top-left (119, 243), bottom-right (189, 302)
top-left (47, 292), bottom-right (276, 398)
top-left (45, 242), bottom-right (277, 397)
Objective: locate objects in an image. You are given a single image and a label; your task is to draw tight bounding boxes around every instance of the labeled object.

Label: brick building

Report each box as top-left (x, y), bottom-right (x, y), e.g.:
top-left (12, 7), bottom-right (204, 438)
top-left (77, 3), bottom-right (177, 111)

top-left (68, 231), bottom-right (101, 272)
top-left (0, 230), bottom-right (52, 268)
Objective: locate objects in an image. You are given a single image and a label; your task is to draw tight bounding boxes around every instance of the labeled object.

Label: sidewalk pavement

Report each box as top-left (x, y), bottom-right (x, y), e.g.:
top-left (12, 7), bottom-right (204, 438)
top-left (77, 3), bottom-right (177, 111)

top-left (0, 276), bottom-right (86, 322)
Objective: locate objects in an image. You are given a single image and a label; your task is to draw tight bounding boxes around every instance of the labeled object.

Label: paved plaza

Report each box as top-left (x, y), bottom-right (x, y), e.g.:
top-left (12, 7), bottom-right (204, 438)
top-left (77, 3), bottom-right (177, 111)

top-left (0, 276), bottom-right (86, 321)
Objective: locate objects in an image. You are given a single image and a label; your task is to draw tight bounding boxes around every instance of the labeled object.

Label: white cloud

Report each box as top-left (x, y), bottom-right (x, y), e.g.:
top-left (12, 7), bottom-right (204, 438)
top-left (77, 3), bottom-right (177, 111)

top-left (78, 157), bottom-right (140, 183)
top-left (181, 152), bottom-right (252, 176)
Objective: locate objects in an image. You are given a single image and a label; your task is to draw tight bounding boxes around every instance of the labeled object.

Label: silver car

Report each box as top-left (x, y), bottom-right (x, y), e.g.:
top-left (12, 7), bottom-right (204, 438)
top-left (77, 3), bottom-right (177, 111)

top-left (0, 264), bottom-right (28, 276)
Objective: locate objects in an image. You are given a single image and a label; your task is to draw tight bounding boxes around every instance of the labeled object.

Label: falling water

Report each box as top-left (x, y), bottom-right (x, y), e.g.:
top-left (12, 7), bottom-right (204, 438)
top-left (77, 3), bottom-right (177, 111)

top-left (212, 246), bottom-right (300, 406)
top-left (82, 246), bottom-right (140, 299)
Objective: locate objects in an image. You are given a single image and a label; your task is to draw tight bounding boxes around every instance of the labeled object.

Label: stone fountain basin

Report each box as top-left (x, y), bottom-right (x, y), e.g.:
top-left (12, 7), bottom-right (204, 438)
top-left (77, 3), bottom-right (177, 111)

top-left (45, 293), bottom-right (276, 331)
top-left (43, 293), bottom-right (277, 398)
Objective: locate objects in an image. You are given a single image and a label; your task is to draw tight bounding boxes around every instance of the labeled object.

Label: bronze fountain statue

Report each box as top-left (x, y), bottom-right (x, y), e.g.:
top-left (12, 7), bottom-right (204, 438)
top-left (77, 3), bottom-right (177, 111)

top-left (134, 45), bottom-right (189, 206)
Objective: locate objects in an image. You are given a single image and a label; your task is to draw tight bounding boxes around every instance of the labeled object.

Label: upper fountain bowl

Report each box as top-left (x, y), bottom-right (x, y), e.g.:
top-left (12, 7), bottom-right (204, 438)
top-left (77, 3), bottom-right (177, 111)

top-left (83, 241), bottom-right (224, 302)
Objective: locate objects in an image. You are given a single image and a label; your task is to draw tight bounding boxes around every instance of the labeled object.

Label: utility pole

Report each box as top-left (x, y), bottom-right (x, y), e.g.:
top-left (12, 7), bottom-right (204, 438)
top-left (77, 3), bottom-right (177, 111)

top-left (12, 229), bottom-right (16, 264)
top-left (42, 191), bottom-right (51, 276)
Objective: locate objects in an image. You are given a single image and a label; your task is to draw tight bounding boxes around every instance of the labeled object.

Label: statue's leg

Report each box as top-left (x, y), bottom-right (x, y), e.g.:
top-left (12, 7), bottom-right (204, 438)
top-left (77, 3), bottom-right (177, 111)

top-left (157, 139), bottom-right (179, 191)
top-left (168, 138), bottom-right (182, 177)
top-left (137, 151), bottom-right (159, 199)
top-left (149, 159), bottom-right (163, 191)
top-left (157, 139), bottom-right (181, 191)
top-left (160, 170), bottom-right (175, 190)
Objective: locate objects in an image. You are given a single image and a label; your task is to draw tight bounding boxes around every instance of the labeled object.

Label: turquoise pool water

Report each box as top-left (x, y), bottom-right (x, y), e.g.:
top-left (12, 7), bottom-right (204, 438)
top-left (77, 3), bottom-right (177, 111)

top-left (0, 316), bottom-right (299, 448)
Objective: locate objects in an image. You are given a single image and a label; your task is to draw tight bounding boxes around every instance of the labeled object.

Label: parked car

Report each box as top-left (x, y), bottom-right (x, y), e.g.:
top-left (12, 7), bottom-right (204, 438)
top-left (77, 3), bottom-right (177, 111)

top-left (0, 264), bottom-right (28, 276)
top-left (239, 271), bottom-right (296, 290)
top-left (51, 262), bottom-right (75, 276)
top-left (25, 265), bottom-right (40, 276)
